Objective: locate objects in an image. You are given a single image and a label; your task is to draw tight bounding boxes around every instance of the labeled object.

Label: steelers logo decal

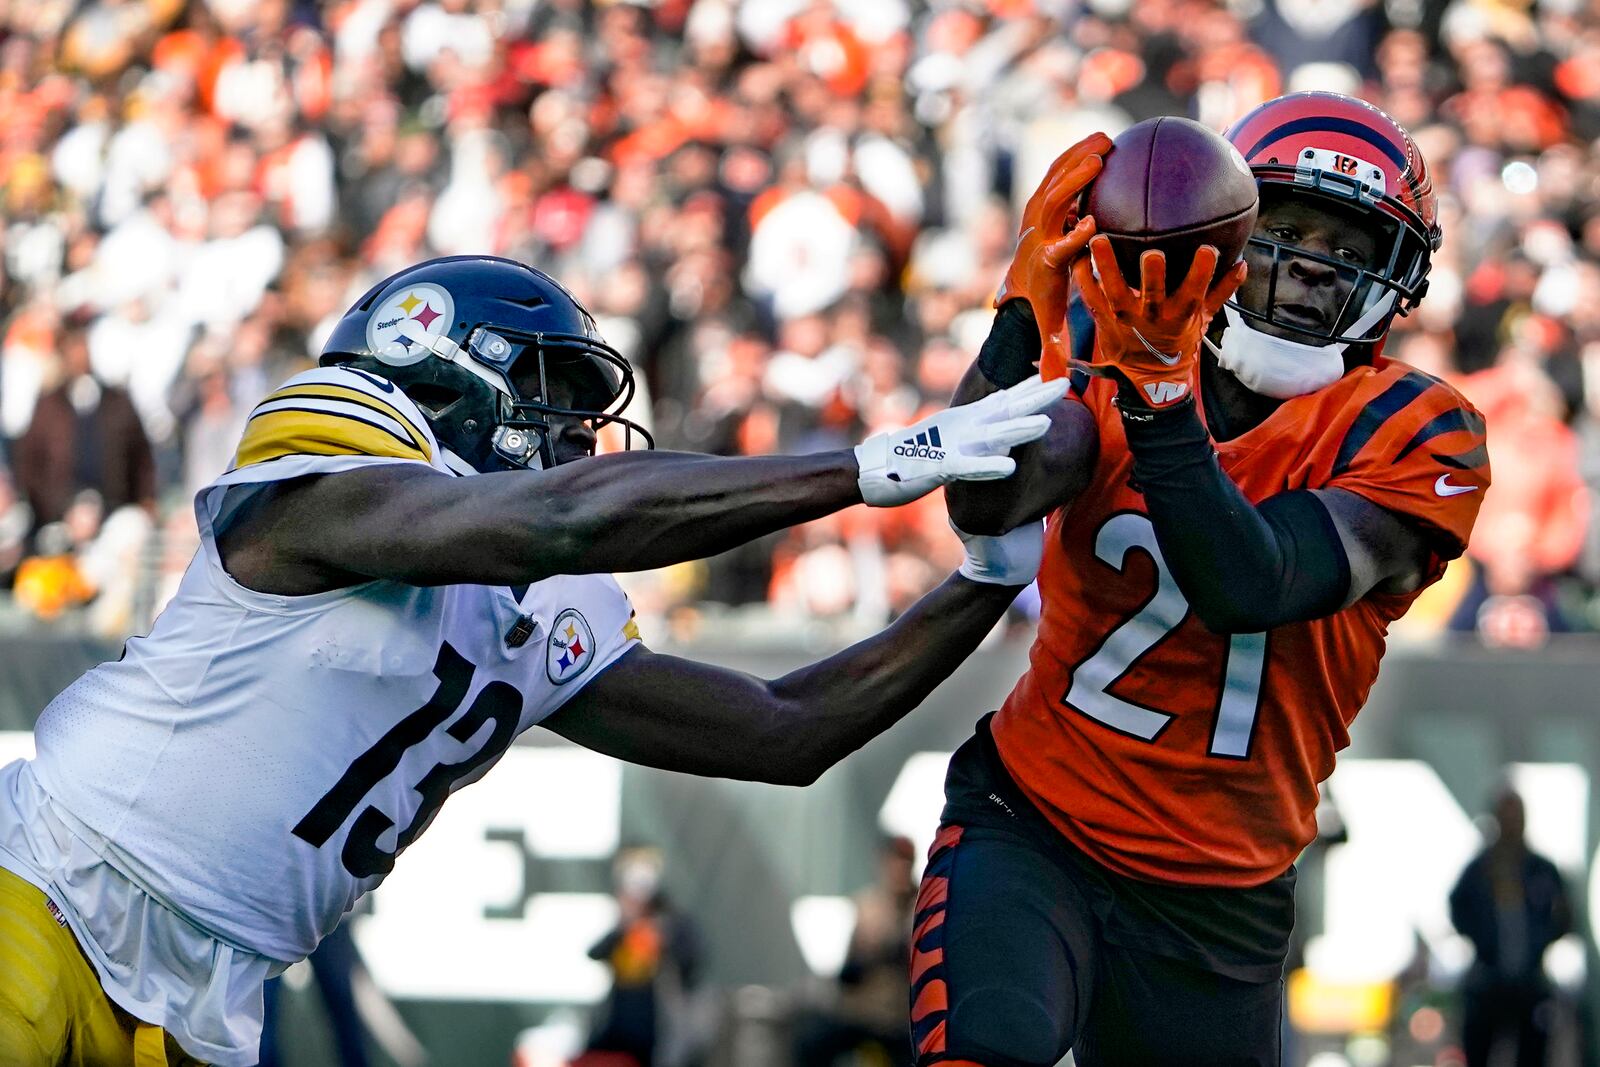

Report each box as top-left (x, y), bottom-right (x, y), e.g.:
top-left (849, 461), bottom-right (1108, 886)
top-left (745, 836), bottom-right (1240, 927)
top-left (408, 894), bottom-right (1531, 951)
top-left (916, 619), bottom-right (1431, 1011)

top-left (366, 282), bottom-right (457, 366)
top-left (547, 608), bottom-right (596, 685)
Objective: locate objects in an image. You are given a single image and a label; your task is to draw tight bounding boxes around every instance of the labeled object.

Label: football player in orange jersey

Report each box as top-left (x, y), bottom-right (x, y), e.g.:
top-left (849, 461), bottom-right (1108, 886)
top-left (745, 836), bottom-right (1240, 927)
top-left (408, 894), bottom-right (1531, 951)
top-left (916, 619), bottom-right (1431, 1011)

top-left (917, 92), bottom-right (1490, 1066)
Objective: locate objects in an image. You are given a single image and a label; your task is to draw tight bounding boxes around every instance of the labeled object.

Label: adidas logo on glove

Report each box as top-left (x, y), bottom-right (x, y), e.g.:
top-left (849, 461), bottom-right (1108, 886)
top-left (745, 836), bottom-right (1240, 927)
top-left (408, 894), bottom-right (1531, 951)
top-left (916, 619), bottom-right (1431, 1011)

top-left (893, 427), bottom-right (946, 460)
top-left (853, 374), bottom-right (1066, 507)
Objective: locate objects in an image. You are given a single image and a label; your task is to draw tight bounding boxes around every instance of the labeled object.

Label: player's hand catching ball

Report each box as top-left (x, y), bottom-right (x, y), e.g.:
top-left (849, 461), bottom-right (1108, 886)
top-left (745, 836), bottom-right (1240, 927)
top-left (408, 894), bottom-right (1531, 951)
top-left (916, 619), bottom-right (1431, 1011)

top-left (1071, 237), bottom-right (1246, 411)
top-left (995, 132), bottom-right (1113, 378)
top-left (953, 518), bottom-right (1045, 587)
top-left (856, 375), bottom-right (1070, 506)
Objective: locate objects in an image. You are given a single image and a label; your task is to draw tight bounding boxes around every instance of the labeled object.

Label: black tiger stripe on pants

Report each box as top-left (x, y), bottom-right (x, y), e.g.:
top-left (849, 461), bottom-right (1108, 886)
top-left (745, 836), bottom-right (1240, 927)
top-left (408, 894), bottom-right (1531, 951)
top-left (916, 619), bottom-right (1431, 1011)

top-left (909, 719), bottom-right (1286, 1067)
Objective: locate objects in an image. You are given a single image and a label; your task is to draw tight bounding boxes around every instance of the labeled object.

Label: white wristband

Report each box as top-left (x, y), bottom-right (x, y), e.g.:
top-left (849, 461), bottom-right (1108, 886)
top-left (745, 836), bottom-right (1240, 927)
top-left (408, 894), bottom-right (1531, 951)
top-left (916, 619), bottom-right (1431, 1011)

top-left (953, 519), bottom-right (1045, 586)
top-left (854, 436), bottom-right (924, 507)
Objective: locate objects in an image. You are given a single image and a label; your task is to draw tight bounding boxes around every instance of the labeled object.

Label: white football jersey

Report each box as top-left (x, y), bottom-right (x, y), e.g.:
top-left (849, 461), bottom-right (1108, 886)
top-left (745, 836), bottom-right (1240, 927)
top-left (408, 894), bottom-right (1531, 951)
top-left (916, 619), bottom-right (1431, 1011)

top-left (0, 367), bottom-right (639, 1063)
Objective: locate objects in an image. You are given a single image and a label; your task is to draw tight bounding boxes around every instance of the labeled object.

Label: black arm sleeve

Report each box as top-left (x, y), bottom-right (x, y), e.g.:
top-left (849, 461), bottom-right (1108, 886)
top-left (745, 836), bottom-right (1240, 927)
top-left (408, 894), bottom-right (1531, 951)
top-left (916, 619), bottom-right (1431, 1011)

top-left (979, 297), bottom-right (1101, 392)
top-left (1120, 397), bottom-right (1352, 633)
top-left (976, 301), bottom-right (1043, 388)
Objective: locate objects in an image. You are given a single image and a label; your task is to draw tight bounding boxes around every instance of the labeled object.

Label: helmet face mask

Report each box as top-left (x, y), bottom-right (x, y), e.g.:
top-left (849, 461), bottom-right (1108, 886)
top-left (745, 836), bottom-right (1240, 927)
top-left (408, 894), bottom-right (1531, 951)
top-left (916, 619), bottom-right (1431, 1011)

top-left (488, 327), bottom-right (646, 469)
top-left (319, 256), bottom-right (653, 474)
top-left (1223, 92), bottom-right (1442, 355)
top-left (1233, 170), bottom-right (1434, 348)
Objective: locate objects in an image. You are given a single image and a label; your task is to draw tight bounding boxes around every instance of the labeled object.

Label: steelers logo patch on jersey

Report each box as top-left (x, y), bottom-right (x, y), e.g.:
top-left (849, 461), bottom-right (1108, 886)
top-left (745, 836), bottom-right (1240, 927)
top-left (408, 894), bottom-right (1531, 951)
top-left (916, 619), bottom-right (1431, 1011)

top-left (547, 608), bottom-right (596, 685)
top-left (367, 282), bottom-right (457, 366)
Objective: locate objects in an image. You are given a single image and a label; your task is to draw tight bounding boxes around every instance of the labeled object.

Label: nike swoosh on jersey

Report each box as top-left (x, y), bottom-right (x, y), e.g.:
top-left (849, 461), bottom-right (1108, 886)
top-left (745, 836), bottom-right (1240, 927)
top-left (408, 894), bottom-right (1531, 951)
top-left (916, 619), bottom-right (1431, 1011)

top-left (1435, 474), bottom-right (1477, 497)
top-left (343, 367), bottom-right (397, 392)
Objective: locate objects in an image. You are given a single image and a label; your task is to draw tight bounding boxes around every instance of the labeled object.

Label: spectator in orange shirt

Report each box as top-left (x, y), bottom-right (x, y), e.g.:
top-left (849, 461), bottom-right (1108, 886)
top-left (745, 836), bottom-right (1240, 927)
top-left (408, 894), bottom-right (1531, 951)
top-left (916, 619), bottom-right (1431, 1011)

top-left (1452, 353), bottom-right (1589, 641)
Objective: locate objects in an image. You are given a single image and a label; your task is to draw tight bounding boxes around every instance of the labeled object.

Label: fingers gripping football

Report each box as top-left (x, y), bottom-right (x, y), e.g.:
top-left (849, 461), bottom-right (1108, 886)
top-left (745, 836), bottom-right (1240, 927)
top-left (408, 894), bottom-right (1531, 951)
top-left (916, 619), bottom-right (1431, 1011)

top-left (1010, 133), bottom-right (1113, 264)
top-left (855, 375), bottom-right (1071, 506)
top-left (1071, 236), bottom-right (1247, 410)
top-left (1030, 218), bottom-right (1099, 378)
top-left (996, 132), bottom-right (1114, 377)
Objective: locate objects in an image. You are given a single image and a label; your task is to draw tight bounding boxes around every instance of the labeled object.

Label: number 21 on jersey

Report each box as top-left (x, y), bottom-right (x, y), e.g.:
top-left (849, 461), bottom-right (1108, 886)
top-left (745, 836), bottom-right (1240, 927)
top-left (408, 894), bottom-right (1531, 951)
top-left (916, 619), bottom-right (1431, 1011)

top-left (1064, 513), bottom-right (1266, 760)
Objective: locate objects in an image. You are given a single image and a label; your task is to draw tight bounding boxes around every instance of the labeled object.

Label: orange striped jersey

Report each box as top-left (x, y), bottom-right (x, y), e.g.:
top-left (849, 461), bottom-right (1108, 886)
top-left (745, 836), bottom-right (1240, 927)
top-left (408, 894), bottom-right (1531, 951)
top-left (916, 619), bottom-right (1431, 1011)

top-left (992, 357), bottom-right (1489, 887)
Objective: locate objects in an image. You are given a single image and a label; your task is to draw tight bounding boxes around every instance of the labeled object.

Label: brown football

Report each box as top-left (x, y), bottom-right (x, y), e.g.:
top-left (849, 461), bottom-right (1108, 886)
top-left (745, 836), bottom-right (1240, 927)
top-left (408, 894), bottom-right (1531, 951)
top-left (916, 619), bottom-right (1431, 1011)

top-left (1079, 116), bottom-right (1259, 293)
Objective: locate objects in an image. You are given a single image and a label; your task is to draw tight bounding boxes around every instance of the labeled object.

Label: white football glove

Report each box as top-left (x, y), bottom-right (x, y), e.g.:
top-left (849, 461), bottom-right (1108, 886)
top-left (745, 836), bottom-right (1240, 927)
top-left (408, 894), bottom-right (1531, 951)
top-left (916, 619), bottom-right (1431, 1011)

top-left (953, 519), bottom-right (1045, 587)
top-left (855, 375), bottom-right (1069, 507)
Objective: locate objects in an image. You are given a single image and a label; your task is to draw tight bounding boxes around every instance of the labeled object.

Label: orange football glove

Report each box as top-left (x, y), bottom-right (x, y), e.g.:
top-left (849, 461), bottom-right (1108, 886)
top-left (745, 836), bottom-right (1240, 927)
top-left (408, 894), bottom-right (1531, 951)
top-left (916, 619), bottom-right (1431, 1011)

top-left (1070, 236), bottom-right (1247, 411)
top-left (996, 132), bottom-right (1113, 380)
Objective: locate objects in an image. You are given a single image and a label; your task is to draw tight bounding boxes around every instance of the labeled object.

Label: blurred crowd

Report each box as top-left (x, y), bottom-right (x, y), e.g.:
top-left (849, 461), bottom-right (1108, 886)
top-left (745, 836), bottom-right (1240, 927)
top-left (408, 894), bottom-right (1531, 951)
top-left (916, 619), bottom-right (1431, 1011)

top-left (0, 0), bottom-right (1597, 641)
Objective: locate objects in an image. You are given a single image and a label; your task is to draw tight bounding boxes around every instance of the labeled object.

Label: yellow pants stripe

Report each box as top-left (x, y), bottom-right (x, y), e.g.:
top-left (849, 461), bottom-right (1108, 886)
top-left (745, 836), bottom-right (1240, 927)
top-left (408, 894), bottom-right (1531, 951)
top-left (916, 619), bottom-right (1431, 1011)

top-left (0, 866), bottom-right (205, 1066)
top-left (133, 1025), bottom-right (168, 1067)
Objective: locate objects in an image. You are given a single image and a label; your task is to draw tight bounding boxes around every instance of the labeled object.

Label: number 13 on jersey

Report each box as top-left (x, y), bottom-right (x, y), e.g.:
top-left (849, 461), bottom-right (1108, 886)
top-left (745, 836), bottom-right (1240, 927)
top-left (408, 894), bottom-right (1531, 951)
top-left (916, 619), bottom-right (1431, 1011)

top-left (1064, 513), bottom-right (1266, 760)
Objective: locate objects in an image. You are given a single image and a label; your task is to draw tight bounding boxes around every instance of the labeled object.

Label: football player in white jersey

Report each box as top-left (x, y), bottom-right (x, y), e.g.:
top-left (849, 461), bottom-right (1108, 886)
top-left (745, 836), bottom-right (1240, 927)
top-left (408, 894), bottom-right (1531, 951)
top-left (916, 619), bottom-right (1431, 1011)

top-left (0, 252), bottom-right (1087, 1067)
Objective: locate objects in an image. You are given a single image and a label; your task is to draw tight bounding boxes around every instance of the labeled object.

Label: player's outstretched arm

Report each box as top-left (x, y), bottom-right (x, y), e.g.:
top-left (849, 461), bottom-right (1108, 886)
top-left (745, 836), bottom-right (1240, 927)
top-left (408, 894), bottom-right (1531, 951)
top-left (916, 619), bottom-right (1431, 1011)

top-left (540, 526), bottom-right (1043, 785)
top-left (1131, 422), bottom-right (1435, 632)
top-left (218, 376), bottom-right (1066, 594)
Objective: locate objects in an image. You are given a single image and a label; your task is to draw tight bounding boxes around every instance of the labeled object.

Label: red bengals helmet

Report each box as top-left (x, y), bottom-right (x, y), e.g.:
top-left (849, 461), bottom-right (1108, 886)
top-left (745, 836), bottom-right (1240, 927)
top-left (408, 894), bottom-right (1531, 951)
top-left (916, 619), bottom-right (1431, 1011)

top-left (1223, 91), bottom-right (1441, 347)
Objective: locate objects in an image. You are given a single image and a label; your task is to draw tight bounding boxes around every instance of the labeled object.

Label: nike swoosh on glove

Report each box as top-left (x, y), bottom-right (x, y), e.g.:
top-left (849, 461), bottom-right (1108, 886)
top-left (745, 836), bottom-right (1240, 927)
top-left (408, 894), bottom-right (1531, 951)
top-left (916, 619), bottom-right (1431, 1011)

top-left (1071, 237), bottom-right (1246, 412)
top-left (855, 375), bottom-right (1070, 507)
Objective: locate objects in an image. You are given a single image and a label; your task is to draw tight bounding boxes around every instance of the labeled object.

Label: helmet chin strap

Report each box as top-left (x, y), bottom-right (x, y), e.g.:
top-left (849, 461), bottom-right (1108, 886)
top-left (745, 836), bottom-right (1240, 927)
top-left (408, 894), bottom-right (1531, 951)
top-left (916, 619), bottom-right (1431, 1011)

top-left (395, 318), bottom-right (544, 475)
top-left (1207, 292), bottom-right (1396, 400)
top-left (437, 447), bottom-right (482, 477)
top-left (394, 319), bottom-right (513, 397)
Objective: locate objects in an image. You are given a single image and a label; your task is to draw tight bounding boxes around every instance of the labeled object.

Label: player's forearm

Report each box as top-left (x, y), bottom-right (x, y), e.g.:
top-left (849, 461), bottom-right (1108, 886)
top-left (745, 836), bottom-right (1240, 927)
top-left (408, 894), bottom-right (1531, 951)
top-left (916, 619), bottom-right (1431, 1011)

top-left (946, 309), bottom-right (1030, 532)
top-left (765, 573), bottom-right (1020, 784)
top-left (541, 574), bottom-right (1020, 785)
top-left (1122, 398), bottom-right (1349, 632)
top-left (944, 363), bottom-right (1012, 533)
top-left (946, 396), bottom-right (1098, 535)
top-left (946, 310), bottom-right (1096, 534)
top-left (488, 449), bottom-right (862, 580)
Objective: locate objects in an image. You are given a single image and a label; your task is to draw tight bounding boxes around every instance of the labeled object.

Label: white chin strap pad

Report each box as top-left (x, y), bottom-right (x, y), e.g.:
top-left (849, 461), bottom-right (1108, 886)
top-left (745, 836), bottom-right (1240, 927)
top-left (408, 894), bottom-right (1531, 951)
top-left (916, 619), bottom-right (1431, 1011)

top-left (1210, 306), bottom-right (1346, 400)
top-left (1209, 288), bottom-right (1399, 400)
top-left (1345, 286), bottom-right (1399, 341)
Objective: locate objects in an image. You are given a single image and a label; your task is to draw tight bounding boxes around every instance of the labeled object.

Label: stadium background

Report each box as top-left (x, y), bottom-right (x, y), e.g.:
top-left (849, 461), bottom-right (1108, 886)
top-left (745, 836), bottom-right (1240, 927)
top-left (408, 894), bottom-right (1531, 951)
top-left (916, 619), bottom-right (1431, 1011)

top-left (1, 0), bottom-right (1599, 1064)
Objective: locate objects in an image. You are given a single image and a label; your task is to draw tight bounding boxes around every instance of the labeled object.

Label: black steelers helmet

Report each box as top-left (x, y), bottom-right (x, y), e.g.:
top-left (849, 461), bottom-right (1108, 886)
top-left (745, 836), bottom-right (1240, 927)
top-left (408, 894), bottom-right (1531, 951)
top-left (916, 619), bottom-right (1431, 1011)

top-left (320, 255), bottom-right (651, 473)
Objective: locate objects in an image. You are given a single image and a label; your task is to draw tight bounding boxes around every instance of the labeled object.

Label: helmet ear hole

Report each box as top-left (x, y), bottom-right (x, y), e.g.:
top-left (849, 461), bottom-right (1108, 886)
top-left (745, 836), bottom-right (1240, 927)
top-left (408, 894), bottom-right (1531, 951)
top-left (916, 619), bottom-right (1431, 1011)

top-left (405, 382), bottom-right (465, 416)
